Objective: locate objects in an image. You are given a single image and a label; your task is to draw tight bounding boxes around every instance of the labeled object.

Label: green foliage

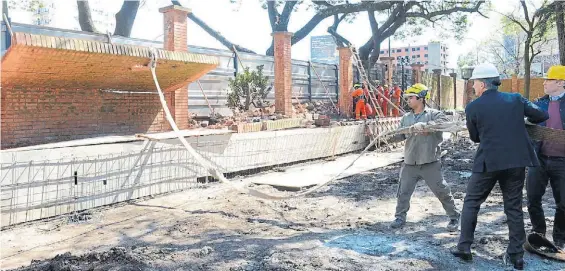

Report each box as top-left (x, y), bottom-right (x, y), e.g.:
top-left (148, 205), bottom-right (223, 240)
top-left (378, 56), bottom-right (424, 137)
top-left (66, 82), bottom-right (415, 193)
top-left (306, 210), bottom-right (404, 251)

top-left (227, 65), bottom-right (271, 111)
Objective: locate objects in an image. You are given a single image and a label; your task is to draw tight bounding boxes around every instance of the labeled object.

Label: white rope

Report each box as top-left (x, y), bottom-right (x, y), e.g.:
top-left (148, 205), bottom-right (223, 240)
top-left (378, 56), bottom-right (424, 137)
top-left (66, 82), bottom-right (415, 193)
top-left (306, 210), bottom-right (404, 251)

top-left (147, 48), bottom-right (466, 200)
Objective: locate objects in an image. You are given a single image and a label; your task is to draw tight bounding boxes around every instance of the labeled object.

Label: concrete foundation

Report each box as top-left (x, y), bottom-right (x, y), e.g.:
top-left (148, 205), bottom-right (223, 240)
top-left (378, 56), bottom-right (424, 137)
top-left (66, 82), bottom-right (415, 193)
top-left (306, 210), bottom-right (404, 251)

top-left (1, 123), bottom-right (387, 227)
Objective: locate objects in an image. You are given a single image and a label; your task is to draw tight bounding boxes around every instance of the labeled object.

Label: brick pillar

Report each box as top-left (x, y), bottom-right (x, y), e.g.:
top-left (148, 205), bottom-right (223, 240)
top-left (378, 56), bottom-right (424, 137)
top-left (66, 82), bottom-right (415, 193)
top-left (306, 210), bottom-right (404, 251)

top-left (511, 74), bottom-right (518, 93)
top-left (159, 5), bottom-right (191, 129)
top-left (450, 72), bottom-right (457, 109)
top-left (464, 80), bottom-right (474, 106)
top-left (337, 47), bottom-right (353, 117)
top-left (433, 69), bottom-right (442, 109)
top-left (411, 64), bottom-right (424, 84)
top-left (380, 57), bottom-right (395, 86)
top-left (272, 32), bottom-right (293, 116)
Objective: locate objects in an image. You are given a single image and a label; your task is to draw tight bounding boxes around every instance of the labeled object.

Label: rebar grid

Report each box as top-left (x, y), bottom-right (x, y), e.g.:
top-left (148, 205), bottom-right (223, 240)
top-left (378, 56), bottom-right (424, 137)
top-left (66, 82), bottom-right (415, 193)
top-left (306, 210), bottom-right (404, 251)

top-left (1, 121), bottom-right (401, 228)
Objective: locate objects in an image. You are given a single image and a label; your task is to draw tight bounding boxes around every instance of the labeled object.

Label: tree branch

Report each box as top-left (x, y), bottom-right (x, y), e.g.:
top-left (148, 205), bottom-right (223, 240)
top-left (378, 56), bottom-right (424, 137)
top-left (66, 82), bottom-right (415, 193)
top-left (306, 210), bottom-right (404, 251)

top-left (187, 12), bottom-right (256, 54)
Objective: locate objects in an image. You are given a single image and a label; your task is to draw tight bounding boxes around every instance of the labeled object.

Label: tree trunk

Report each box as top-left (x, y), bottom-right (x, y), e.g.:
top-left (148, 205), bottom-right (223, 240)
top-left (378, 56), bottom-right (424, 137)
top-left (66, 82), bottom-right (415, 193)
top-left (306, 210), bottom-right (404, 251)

top-left (77, 0), bottom-right (97, 33)
top-left (556, 1), bottom-right (565, 65)
top-left (523, 37), bottom-right (531, 99)
top-left (114, 0), bottom-right (140, 37)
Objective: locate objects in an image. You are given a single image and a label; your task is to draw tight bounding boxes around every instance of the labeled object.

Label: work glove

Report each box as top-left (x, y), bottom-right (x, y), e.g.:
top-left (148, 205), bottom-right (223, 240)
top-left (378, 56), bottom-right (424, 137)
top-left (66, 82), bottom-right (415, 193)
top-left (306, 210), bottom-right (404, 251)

top-left (524, 118), bottom-right (535, 126)
top-left (412, 122), bottom-right (426, 132)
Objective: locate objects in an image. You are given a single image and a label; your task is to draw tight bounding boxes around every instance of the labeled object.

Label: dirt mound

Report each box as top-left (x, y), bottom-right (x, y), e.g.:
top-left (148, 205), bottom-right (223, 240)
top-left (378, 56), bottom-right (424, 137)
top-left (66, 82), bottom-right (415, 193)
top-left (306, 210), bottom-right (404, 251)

top-left (12, 247), bottom-right (150, 271)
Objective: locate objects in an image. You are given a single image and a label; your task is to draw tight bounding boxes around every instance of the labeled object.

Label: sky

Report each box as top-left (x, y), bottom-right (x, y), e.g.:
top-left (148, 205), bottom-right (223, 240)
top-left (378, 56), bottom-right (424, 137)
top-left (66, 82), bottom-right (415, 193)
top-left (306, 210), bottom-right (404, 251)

top-left (3, 0), bottom-right (523, 70)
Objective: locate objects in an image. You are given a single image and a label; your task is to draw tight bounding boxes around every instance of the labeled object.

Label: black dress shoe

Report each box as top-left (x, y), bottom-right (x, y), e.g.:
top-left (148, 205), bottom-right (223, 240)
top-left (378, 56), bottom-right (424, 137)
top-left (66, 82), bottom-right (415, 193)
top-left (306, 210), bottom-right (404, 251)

top-left (503, 253), bottom-right (524, 270)
top-left (451, 248), bottom-right (472, 262)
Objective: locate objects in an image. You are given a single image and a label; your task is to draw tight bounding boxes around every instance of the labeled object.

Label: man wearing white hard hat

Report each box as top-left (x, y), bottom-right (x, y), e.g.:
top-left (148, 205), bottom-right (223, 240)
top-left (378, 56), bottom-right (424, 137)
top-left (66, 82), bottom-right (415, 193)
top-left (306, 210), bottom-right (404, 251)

top-left (451, 62), bottom-right (548, 269)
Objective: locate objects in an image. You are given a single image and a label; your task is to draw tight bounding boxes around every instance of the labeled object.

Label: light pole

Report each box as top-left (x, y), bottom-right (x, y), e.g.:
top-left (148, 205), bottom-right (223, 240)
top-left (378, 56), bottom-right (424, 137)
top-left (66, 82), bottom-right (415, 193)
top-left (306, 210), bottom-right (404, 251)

top-left (397, 56), bottom-right (410, 91)
top-left (461, 65), bottom-right (475, 106)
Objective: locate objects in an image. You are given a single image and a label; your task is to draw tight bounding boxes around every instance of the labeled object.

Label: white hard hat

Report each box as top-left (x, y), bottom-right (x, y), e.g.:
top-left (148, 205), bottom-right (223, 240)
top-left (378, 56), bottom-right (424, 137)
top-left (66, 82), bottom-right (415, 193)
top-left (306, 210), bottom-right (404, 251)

top-left (470, 62), bottom-right (500, 79)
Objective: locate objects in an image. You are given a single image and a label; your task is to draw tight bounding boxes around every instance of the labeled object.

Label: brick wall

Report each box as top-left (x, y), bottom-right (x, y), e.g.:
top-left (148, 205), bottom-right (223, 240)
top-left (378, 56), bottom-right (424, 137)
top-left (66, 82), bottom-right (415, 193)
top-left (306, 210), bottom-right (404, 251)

top-left (499, 77), bottom-right (546, 100)
top-left (1, 87), bottom-right (170, 149)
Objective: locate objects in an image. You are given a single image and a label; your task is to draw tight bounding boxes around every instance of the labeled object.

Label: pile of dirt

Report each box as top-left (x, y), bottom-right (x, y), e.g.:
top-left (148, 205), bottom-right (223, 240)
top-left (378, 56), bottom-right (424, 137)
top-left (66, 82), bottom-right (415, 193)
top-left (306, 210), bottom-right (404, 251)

top-left (14, 247), bottom-right (150, 271)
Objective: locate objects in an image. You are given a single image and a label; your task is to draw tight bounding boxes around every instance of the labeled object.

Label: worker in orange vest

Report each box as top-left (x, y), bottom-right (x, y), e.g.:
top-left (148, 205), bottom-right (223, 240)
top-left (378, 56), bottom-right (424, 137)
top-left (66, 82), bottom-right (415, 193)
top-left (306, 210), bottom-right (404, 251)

top-left (382, 84), bottom-right (390, 117)
top-left (363, 83), bottom-right (375, 118)
top-left (352, 83), bottom-right (367, 120)
top-left (392, 84), bottom-right (402, 117)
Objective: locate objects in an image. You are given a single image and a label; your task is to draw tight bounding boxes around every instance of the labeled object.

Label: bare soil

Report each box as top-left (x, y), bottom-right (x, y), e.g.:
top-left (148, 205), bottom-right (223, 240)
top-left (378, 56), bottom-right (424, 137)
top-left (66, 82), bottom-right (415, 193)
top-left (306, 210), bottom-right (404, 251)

top-left (2, 136), bottom-right (564, 271)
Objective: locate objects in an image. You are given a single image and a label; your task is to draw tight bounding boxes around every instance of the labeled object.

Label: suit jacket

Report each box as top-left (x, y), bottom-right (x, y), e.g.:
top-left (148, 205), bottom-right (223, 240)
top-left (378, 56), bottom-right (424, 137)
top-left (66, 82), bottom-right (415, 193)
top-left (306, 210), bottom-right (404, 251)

top-left (465, 89), bottom-right (549, 173)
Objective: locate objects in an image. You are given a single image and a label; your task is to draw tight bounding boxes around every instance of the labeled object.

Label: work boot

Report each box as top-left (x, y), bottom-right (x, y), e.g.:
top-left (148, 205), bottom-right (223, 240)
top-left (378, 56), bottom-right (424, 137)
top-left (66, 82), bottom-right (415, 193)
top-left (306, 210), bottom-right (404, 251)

top-left (450, 248), bottom-right (472, 262)
top-left (390, 218), bottom-right (405, 229)
top-left (503, 253), bottom-right (524, 270)
top-left (447, 218), bottom-right (459, 232)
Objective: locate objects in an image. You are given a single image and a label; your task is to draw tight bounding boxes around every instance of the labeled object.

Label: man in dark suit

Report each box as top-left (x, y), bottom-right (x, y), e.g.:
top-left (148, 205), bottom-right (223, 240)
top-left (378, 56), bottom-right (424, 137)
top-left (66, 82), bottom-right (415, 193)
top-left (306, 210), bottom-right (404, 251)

top-left (451, 63), bottom-right (549, 270)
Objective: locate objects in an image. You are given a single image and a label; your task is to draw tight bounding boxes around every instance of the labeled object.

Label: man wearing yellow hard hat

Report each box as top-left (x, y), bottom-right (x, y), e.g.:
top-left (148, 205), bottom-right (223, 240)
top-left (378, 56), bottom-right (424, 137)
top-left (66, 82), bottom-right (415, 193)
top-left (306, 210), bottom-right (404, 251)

top-left (388, 83), bottom-right (460, 232)
top-left (526, 65), bottom-right (565, 250)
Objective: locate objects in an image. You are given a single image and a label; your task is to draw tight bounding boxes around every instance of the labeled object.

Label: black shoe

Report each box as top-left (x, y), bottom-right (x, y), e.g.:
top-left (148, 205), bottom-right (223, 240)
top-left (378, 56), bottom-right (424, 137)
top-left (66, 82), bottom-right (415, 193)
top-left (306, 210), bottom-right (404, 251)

top-left (447, 218), bottom-right (459, 232)
top-left (503, 253), bottom-right (524, 270)
top-left (451, 248), bottom-right (472, 262)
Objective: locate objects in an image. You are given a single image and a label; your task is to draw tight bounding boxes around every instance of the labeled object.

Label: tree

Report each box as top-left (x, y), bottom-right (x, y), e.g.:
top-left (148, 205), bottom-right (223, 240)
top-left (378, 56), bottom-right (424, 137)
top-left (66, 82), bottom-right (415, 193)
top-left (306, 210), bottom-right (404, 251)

top-left (77, 0), bottom-right (97, 33)
top-left (8, 0), bottom-right (141, 37)
top-left (78, 0), bottom-right (141, 37)
top-left (556, 1), bottom-right (565, 65)
top-left (227, 65), bottom-right (272, 111)
top-left (499, 0), bottom-right (557, 99)
top-left (479, 21), bottom-right (526, 78)
top-left (457, 51), bottom-right (478, 71)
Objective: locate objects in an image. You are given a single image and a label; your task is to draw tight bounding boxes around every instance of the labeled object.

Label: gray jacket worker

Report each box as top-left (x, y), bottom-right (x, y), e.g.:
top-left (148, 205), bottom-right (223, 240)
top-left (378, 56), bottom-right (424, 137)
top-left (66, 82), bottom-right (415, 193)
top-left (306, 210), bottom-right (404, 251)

top-left (388, 83), bottom-right (460, 231)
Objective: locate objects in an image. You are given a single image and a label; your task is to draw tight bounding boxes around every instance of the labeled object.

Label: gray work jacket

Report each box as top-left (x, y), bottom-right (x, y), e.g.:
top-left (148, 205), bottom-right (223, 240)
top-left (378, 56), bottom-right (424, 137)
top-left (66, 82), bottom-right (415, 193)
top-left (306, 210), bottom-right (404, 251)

top-left (393, 107), bottom-right (449, 165)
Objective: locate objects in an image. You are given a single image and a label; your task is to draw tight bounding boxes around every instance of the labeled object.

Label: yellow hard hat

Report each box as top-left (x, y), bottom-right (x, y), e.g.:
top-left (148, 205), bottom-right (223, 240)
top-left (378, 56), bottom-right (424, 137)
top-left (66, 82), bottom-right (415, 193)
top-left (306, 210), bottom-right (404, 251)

top-left (545, 65), bottom-right (565, 80)
top-left (404, 83), bottom-right (431, 99)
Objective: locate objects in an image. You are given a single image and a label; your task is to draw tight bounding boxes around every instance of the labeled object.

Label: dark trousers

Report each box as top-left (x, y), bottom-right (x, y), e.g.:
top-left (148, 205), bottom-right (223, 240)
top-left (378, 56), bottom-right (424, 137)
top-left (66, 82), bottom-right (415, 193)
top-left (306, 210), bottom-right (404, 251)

top-left (458, 167), bottom-right (526, 255)
top-left (527, 156), bottom-right (565, 242)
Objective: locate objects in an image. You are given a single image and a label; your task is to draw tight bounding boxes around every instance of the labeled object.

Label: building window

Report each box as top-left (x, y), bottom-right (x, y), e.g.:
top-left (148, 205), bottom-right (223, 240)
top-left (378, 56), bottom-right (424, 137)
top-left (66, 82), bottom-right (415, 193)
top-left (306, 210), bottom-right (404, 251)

top-left (397, 49), bottom-right (401, 53)
top-left (405, 48), bottom-right (409, 52)
top-left (417, 48), bottom-right (420, 51)
top-left (424, 54), bottom-right (428, 57)
top-left (425, 61), bottom-right (429, 64)
top-left (380, 50), bottom-right (384, 54)
top-left (425, 46), bottom-right (428, 50)
top-left (412, 48), bottom-right (416, 51)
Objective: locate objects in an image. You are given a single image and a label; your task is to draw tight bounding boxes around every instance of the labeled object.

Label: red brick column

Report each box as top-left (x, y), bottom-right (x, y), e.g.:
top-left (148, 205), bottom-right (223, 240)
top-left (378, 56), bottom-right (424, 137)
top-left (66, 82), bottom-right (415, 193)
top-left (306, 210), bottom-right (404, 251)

top-left (411, 64), bottom-right (424, 84)
top-left (337, 47), bottom-right (353, 117)
top-left (272, 32), bottom-right (293, 116)
top-left (159, 5), bottom-right (192, 129)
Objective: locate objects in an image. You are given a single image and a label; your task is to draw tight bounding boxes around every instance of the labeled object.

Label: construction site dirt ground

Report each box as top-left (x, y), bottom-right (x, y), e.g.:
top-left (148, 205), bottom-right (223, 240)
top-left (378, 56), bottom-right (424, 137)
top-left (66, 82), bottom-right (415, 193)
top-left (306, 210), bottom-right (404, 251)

top-left (2, 136), bottom-right (564, 271)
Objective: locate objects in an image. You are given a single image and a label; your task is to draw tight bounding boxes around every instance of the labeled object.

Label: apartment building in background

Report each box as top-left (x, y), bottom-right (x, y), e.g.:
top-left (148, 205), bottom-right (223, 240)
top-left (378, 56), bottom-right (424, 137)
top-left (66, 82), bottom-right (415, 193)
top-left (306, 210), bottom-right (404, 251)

top-left (378, 41), bottom-right (450, 74)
